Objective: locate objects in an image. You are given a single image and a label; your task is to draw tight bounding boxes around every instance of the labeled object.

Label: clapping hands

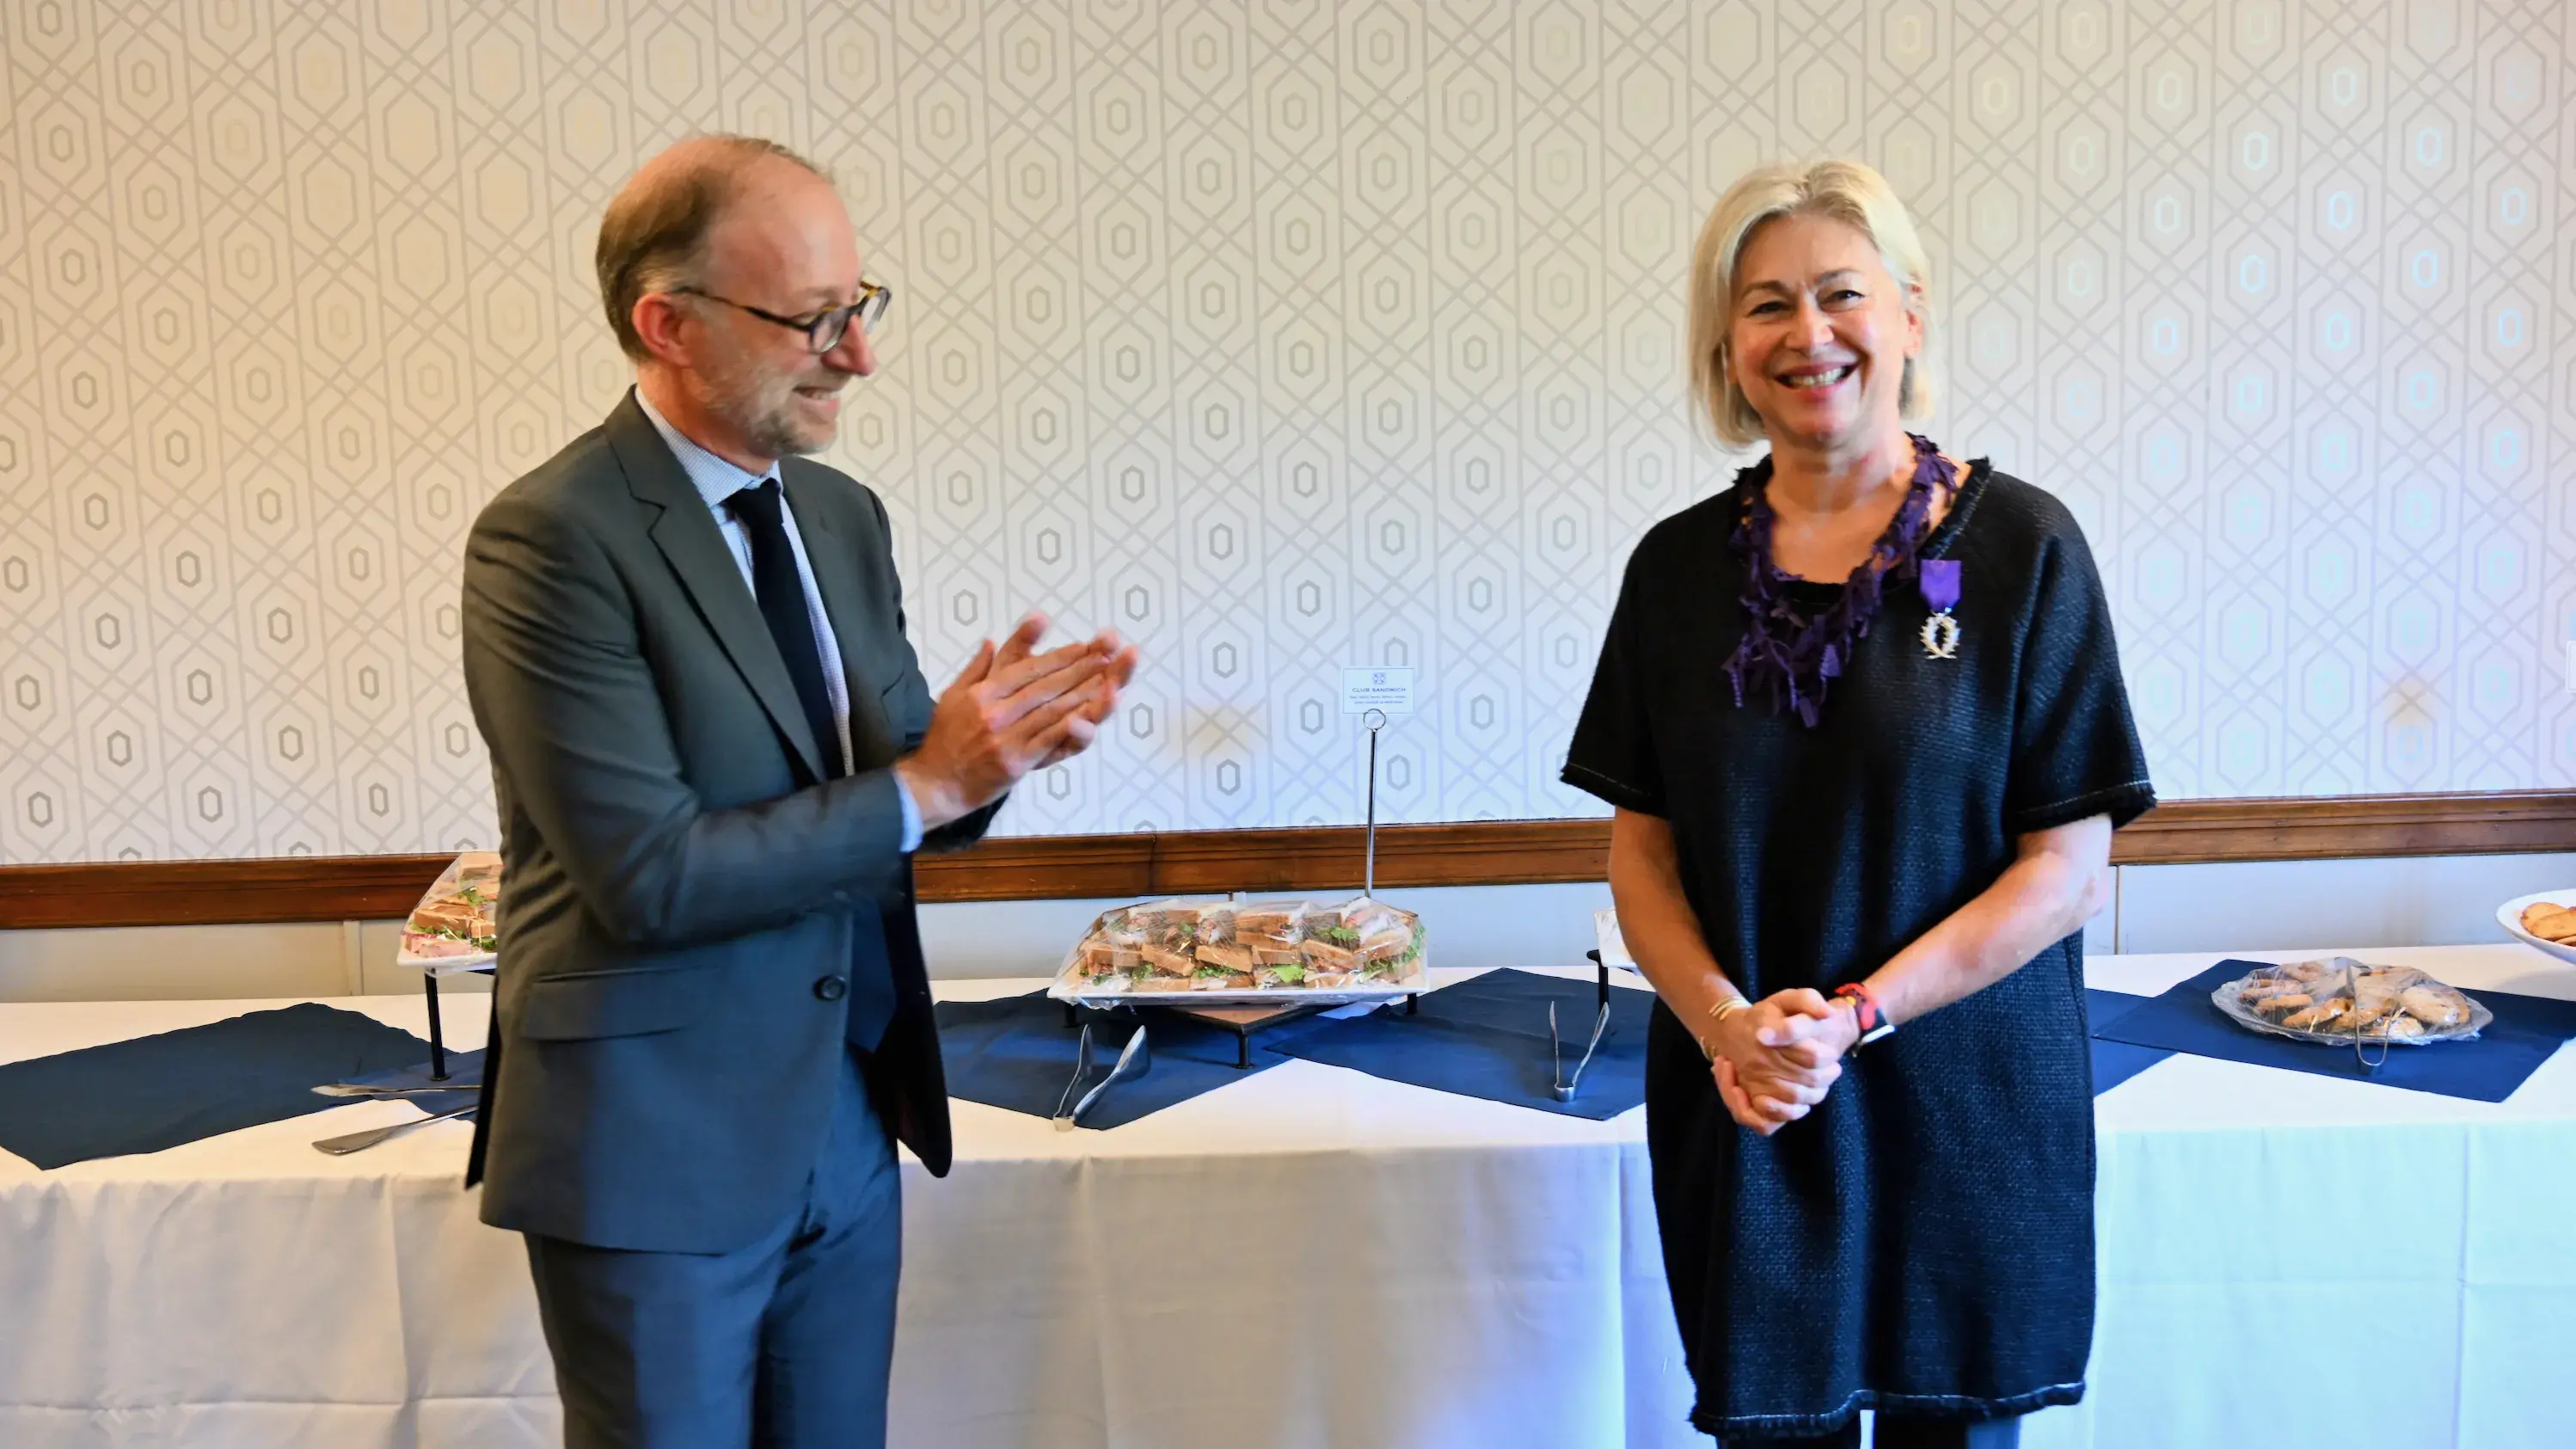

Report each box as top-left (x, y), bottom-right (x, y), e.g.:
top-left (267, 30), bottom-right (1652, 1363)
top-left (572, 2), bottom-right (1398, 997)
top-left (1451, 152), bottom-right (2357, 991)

top-left (989, 613), bottom-right (1138, 771)
top-left (895, 613), bottom-right (1141, 832)
top-left (1705, 990), bottom-right (1863, 1137)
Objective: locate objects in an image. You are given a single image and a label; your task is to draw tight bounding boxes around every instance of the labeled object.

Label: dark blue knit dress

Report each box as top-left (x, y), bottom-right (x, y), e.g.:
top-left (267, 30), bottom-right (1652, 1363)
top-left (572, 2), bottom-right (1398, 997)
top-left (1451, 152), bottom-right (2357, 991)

top-left (1562, 462), bottom-right (2154, 1441)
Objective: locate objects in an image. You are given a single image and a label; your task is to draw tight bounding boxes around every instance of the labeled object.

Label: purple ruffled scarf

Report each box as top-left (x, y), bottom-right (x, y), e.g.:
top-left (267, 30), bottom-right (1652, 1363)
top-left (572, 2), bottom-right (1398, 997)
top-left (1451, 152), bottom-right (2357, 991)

top-left (1720, 433), bottom-right (1960, 728)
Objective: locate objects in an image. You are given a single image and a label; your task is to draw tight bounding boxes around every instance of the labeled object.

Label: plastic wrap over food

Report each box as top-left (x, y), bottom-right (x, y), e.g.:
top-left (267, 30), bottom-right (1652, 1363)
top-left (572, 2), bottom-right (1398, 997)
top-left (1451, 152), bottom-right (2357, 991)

top-left (394, 851), bottom-right (502, 975)
top-left (2214, 957), bottom-right (2490, 1046)
top-left (1052, 894), bottom-right (1427, 1004)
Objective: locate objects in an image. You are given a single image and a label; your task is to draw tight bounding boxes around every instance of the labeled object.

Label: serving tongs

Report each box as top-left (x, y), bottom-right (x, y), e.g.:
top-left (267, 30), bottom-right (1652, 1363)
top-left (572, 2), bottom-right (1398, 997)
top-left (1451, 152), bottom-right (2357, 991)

top-left (1053, 1021), bottom-right (1151, 1130)
top-left (1550, 998), bottom-right (1612, 1102)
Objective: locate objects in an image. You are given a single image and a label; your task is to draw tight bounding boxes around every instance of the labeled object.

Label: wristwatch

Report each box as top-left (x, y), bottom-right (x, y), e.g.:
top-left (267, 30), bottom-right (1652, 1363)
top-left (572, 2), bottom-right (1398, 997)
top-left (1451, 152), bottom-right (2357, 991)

top-left (1832, 982), bottom-right (1894, 1048)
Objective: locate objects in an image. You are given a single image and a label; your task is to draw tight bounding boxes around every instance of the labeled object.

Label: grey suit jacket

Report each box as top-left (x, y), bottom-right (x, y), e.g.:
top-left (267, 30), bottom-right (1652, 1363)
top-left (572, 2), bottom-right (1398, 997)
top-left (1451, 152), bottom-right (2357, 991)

top-left (458, 394), bottom-right (992, 1253)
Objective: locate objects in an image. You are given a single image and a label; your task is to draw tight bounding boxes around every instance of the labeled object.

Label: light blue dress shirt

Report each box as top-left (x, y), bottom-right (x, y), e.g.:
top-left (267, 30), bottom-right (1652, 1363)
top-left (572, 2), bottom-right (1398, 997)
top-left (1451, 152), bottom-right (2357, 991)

top-left (634, 389), bottom-right (922, 853)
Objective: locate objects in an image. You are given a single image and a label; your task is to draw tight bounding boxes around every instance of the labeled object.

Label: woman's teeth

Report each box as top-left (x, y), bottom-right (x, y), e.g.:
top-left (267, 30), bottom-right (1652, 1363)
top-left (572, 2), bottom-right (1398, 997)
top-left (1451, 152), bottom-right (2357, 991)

top-left (1782, 365), bottom-right (1854, 390)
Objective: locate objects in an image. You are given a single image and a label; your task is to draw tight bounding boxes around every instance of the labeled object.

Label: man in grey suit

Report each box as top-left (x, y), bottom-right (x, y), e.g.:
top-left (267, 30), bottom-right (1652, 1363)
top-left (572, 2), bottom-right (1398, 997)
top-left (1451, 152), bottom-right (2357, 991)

top-left (459, 134), bottom-right (1138, 1449)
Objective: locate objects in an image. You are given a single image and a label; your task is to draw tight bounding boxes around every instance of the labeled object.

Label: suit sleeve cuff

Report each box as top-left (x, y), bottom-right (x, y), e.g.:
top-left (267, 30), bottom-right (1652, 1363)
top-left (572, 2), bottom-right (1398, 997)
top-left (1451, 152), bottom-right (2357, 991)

top-left (892, 770), bottom-right (924, 855)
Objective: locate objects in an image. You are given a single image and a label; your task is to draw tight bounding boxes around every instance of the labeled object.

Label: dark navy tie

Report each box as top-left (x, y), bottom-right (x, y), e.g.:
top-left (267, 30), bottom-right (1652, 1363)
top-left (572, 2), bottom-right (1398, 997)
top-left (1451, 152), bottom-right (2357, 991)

top-left (727, 480), bottom-right (899, 1052)
top-left (726, 479), bottom-right (844, 781)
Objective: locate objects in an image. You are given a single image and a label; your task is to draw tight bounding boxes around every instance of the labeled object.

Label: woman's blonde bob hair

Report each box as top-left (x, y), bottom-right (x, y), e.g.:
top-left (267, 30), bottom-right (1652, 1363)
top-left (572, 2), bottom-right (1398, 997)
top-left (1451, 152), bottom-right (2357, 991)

top-left (1688, 159), bottom-right (1935, 448)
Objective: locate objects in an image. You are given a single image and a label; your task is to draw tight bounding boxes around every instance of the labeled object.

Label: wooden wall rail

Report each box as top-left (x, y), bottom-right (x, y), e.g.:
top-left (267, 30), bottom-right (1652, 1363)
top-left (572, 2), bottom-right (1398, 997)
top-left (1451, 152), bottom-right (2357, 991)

top-left (3, 790), bottom-right (2571, 930)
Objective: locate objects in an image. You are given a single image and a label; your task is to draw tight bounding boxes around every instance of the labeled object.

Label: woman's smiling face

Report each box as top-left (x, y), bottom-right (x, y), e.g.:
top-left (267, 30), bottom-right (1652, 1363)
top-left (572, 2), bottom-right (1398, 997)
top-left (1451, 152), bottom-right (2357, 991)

top-left (1727, 212), bottom-right (1922, 455)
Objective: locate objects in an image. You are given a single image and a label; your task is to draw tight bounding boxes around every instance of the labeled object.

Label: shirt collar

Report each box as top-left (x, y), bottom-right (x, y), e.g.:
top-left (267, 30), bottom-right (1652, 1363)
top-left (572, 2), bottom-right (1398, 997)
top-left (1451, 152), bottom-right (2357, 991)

top-left (632, 386), bottom-right (780, 513)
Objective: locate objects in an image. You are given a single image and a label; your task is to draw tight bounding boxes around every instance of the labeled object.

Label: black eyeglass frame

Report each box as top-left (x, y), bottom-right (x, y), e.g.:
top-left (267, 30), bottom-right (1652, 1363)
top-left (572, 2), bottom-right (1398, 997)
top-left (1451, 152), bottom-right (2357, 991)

top-left (672, 279), bottom-right (892, 353)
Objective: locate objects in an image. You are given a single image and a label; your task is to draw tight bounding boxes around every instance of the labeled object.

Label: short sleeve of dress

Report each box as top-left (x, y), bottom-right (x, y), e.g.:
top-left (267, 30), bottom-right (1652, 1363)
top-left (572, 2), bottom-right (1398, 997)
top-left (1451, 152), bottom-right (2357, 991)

top-left (2005, 524), bottom-right (2156, 835)
top-left (1561, 550), bottom-right (1667, 816)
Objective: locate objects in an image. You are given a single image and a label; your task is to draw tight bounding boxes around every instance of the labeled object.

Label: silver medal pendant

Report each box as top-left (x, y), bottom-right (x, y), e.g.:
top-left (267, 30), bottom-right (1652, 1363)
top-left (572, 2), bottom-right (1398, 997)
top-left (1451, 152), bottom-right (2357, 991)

top-left (1920, 611), bottom-right (1960, 660)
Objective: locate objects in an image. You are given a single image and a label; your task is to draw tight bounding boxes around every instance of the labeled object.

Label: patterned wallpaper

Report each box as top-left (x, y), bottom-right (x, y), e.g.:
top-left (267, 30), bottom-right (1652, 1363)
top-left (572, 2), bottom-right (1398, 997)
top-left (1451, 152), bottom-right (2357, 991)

top-left (0, 0), bottom-right (2569, 864)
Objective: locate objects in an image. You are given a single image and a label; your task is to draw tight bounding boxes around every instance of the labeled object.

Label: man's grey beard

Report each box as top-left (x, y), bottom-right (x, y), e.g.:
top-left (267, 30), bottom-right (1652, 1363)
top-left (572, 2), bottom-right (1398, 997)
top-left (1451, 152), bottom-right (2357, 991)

top-left (703, 341), bottom-right (839, 458)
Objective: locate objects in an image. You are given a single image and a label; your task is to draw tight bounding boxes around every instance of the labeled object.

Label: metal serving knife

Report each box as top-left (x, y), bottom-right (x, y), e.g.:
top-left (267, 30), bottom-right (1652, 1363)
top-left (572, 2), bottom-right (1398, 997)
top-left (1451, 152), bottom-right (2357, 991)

top-left (311, 1102), bottom-right (478, 1156)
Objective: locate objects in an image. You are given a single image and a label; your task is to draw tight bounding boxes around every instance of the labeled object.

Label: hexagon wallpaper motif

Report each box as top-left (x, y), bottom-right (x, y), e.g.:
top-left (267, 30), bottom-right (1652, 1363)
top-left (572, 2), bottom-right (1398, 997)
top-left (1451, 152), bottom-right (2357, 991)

top-left (0, 0), bottom-right (2568, 863)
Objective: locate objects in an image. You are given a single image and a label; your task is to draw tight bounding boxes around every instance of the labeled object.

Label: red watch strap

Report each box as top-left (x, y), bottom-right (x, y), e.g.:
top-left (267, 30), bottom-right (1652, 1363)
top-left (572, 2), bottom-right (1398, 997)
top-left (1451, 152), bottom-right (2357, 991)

top-left (1832, 982), bottom-right (1880, 1035)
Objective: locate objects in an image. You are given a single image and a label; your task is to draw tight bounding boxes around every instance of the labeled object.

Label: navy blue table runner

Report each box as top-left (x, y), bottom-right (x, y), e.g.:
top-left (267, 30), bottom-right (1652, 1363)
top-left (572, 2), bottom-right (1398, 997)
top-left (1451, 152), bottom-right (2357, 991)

top-left (0, 1004), bottom-right (435, 1170)
top-left (1268, 969), bottom-right (1655, 1121)
top-left (2091, 961), bottom-right (2576, 1103)
top-left (934, 992), bottom-right (1312, 1130)
top-left (2087, 987), bottom-right (2172, 1095)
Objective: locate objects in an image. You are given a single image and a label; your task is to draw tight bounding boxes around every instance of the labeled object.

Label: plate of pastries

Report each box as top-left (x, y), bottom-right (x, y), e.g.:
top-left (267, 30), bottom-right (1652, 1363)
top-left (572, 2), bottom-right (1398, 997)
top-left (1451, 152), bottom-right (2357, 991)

top-left (1052, 896), bottom-right (1426, 1004)
top-left (2217, 957), bottom-right (2488, 1045)
top-left (2499, 891), bottom-right (2576, 966)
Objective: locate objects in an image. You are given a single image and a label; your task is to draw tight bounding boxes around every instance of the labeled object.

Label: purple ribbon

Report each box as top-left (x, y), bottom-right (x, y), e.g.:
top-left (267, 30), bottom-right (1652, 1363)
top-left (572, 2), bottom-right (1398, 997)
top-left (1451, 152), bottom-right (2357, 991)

top-left (1919, 558), bottom-right (1961, 613)
top-left (1720, 435), bottom-right (1961, 728)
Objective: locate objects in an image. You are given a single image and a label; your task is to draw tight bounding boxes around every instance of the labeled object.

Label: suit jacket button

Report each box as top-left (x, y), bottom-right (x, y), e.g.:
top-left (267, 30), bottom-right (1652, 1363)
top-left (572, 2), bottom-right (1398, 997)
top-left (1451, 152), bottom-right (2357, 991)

top-left (814, 975), bottom-right (849, 1002)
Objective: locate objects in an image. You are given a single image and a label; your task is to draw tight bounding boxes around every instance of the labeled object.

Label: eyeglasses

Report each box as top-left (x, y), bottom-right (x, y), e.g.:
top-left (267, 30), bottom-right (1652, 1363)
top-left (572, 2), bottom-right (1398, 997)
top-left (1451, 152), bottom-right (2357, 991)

top-left (672, 279), bottom-right (892, 353)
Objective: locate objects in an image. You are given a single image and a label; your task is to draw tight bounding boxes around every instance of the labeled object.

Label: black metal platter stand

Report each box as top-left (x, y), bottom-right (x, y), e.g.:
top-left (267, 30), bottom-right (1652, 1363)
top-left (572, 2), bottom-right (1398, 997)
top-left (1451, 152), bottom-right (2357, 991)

top-left (1162, 1000), bottom-right (1334, 1070)
top-left (417, 964), bottom-right (496, 1082)
top-left (1076, 708), bottom-right (1419, 1069)
top-left (1060, 997), bottom-right (1334, 1070)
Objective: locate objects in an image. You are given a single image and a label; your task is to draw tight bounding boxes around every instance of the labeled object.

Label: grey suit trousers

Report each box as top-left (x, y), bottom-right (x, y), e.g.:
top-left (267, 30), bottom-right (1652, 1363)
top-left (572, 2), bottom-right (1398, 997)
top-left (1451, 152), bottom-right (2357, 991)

top-left (523, 1047), bottom-right (902, 1449)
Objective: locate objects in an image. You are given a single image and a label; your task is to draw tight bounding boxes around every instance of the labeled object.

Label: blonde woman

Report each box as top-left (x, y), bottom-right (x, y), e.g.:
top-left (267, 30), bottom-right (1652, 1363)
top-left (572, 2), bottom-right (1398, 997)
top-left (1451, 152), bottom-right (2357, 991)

top-left (1562, 161), bottom-right (2153, 1447)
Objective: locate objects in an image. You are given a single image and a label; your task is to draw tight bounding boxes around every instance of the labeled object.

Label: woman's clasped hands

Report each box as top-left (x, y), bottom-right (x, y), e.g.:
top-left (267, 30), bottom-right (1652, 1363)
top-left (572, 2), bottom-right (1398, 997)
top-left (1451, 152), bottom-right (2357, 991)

top-left (1705, 990), bottom-right (1863, 1137)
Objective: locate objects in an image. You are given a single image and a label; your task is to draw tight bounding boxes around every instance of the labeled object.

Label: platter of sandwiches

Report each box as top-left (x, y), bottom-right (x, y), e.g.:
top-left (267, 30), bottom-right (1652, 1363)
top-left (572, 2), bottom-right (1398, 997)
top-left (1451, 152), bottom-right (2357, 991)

top-left (1052, 896), bottom-right (1427, 1004)
top-left (2499, 890), bottom-right (2576, 967)
top-left (2216, 957), bottom-right (2488, 1045)
top-left (394, 851), bottom-right (502, 975)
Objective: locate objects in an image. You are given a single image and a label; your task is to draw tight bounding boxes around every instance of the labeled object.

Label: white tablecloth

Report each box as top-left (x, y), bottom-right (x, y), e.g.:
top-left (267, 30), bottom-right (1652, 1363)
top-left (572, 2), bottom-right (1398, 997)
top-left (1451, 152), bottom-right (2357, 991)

top-left (2, 947), bottom-right (2570, 1449)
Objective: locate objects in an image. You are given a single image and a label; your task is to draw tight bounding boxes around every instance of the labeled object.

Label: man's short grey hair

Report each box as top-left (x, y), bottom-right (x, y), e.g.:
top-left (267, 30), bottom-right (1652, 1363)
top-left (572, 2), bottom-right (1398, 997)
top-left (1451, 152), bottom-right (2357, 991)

top-left (1687, 159), bottom-right (1936, 447)
top-left (596, 135), bottom-right (831, 361)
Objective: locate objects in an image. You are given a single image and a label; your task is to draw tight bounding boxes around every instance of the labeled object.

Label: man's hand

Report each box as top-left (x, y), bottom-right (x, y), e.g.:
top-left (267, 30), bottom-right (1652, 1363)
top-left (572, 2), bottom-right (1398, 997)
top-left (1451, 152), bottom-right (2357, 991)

top-left (893, 614), bottom-right (1141, 831)
top-left (993, 617), bottom-right (1138, 772)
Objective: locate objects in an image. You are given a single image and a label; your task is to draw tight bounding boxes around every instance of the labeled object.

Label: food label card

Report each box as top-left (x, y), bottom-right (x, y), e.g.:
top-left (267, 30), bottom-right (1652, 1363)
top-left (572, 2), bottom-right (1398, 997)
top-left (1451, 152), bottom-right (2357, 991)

top-left (1340, 667), bottom-right (1416, 715)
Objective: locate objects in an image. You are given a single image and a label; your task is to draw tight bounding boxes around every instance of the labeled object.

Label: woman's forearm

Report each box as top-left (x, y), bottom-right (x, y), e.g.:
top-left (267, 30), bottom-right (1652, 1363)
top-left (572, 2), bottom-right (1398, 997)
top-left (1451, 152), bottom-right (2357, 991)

top-left (1608, 808), bottom-right (1745, 1038)
top-left (1861, 815), bottom-right (2113, 1027)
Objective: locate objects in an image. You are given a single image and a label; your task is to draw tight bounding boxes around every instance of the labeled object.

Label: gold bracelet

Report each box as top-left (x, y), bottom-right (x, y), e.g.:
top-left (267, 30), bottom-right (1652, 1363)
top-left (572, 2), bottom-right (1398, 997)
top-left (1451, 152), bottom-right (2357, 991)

top-left (1696, 996), bottom-right (1750, 1063)
top-left (1676, 993), bottom-right (1749, 1062)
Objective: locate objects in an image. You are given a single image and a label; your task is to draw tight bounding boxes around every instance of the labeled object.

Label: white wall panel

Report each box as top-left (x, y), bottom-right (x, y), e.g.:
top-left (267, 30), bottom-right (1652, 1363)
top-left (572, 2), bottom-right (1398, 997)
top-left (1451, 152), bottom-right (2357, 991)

top-left (2114, 850), bottom-right (2576, 955)
top-left (2, 1), bottom-right (2567, 864)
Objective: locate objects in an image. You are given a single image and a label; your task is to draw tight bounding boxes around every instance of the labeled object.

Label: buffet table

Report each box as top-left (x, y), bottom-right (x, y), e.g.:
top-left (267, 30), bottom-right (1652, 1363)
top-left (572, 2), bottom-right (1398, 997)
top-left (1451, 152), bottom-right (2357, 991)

top-left (2, 947), bottom-right (2569, 1449)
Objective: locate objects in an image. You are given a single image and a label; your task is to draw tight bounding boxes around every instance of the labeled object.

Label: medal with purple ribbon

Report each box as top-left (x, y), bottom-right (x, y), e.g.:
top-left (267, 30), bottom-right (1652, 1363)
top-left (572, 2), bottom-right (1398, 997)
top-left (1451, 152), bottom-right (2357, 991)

top-left (1918, 558), bottom-right (1961, 660)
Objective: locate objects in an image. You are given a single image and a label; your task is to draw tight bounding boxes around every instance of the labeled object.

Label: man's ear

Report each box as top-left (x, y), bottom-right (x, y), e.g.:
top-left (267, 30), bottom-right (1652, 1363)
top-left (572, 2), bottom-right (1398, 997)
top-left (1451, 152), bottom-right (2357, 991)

top-left (631, 292), bottom-right (696, 368)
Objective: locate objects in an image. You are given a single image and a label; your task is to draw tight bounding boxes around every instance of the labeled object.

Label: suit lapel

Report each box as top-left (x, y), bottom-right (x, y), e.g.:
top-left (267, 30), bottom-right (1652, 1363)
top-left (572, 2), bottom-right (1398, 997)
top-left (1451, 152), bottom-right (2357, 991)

top-left (782, 464), bottom-right (899, 769)
top-left (605, 396), bottom-right (826, 782)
